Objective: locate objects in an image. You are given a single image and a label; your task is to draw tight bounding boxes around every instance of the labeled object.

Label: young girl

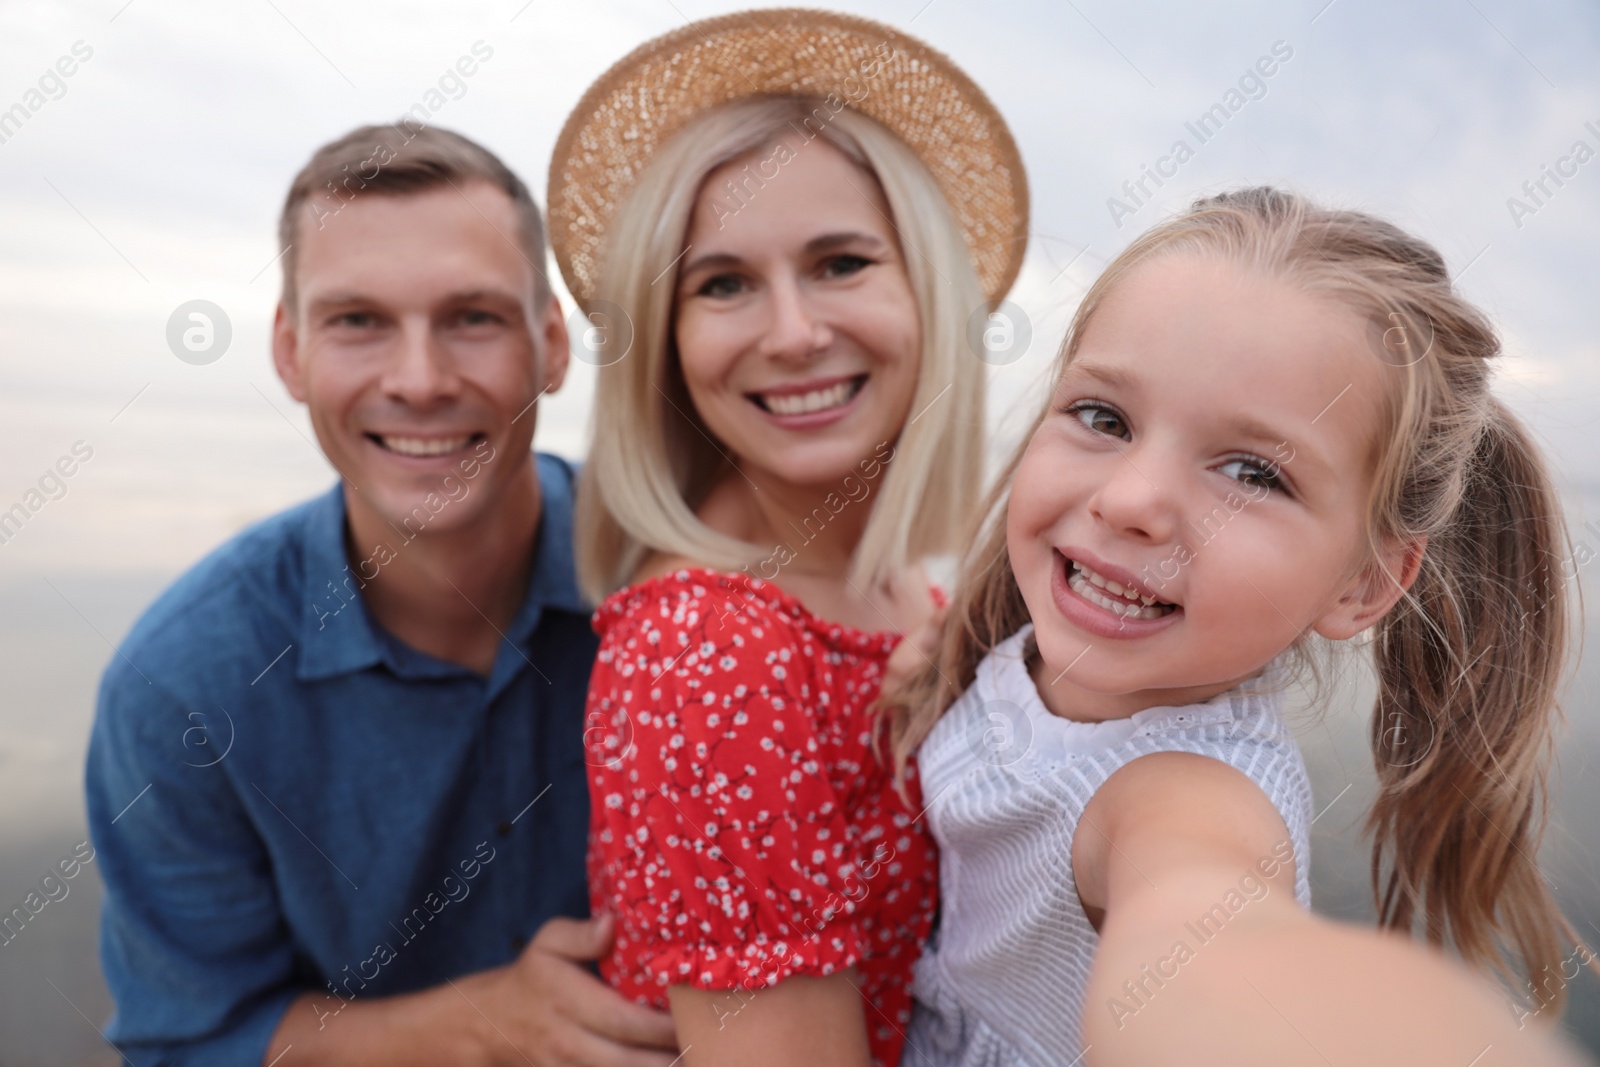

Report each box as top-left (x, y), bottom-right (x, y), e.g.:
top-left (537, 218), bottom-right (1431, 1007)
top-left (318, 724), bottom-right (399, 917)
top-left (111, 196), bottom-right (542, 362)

top-left (545, 10), bottom-right (1027, 1065)
top-left (888, 187), bottom-right (1595, 1066)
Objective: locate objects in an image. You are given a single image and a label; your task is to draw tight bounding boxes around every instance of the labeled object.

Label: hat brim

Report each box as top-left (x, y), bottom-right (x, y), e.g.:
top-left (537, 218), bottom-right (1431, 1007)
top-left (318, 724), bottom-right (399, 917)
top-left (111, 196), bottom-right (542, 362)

top-left (547, 6), bottom-right (1029, 311)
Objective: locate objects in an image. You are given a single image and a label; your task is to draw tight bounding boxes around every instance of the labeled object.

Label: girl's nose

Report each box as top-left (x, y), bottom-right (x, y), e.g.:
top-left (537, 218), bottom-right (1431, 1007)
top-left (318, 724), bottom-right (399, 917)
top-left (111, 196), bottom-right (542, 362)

top-left (1087, 447), bottom-right (1180, 546)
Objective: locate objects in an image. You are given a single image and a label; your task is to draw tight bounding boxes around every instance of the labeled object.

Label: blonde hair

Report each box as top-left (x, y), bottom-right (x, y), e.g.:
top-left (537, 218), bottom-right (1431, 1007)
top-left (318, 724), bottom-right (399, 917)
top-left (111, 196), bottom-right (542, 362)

top-left (885, 186), bottom-right (1593, 1014)
top-left (575, 96), bottom-right (988, 601)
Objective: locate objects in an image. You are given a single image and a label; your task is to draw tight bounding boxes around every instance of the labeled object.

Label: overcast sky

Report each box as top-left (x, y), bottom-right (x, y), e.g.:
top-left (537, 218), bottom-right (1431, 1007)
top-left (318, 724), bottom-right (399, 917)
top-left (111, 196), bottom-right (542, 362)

top-left (1, 0), bottom-right (1597, 574)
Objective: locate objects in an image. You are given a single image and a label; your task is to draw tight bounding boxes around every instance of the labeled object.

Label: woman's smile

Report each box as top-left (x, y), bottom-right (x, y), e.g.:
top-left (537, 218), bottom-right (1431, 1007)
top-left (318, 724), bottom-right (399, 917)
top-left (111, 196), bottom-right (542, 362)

top-left (747, 372), bottom-right (869, 426)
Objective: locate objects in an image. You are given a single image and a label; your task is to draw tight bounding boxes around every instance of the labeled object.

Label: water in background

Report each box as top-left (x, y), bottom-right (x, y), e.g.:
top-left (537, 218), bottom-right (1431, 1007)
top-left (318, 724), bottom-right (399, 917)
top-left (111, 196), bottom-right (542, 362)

top-left (1, 552), bottom-right (1596, 1063)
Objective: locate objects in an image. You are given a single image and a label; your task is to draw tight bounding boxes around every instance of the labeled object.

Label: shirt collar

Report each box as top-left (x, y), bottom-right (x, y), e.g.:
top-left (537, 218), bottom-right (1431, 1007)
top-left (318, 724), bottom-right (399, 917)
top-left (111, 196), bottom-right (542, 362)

top-left (295, 452), bottom-right (588, 684)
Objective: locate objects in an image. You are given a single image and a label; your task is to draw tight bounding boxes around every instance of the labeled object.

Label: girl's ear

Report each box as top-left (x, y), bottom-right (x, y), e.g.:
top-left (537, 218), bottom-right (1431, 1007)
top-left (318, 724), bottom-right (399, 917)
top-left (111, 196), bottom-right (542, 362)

top-left (1313, 535), bottom-right (1428, 641)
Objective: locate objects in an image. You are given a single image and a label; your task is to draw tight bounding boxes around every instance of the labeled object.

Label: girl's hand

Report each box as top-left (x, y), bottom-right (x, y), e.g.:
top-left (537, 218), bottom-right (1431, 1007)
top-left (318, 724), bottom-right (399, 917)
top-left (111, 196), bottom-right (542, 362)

top-left (883, 602), bottom-right (945, 695)
top-left (877, 561), bottom-right (945, 694)
top-left (1075, 752), bottom-right (1593, 1067)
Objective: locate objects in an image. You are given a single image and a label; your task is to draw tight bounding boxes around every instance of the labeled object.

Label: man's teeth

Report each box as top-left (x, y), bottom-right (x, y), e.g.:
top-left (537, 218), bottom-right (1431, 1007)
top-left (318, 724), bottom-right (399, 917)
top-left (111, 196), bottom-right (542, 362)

top-left (761, 379), bottom-right (858, 416)
top-left (1068, 561), bottom-right (1176, 620)
top-left (380, 435), bottom-right (472, 457)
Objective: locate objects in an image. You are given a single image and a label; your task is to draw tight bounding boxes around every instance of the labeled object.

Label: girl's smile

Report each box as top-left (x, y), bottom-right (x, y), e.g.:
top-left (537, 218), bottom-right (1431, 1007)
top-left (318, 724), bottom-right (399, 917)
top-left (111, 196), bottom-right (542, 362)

top-left (1052, 549), bottom-right (1183, 638)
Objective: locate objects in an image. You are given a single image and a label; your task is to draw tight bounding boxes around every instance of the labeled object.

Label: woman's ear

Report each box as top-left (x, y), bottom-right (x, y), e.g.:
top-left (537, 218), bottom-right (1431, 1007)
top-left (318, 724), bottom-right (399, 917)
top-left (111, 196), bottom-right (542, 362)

top-left (1313, 535), bottom-right (1427, 641)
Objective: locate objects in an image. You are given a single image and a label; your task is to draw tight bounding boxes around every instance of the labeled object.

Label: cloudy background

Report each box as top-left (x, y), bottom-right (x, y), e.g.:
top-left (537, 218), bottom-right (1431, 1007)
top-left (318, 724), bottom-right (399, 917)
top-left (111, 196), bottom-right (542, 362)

top-left (1, 0), bottom-right (1597, 1061)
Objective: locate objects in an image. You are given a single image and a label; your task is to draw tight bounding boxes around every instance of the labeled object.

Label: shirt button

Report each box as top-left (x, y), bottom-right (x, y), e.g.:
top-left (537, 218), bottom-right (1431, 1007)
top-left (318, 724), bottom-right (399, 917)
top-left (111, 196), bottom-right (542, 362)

top-left (510, 935), bottom-right (527, 953)
top-left (497, 820), bottom-right (513, 837)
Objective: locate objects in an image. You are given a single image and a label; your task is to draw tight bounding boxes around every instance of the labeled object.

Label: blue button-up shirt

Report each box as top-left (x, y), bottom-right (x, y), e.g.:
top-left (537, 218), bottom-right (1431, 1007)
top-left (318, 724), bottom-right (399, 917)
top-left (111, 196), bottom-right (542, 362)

top-left (85, 453), bottom-right (597, 1066)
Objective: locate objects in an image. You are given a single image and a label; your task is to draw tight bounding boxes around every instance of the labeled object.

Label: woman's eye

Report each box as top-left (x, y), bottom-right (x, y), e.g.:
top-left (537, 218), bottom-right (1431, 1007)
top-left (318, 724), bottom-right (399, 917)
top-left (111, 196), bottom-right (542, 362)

top-left (696, 273), bottom-right (745, 298)
top-left (1067, 402), bottom-right (1130, 440)
top-left (821, 254), bottom-right (871, 278)
top-left (1219, 457), bottom-right (1286, 493)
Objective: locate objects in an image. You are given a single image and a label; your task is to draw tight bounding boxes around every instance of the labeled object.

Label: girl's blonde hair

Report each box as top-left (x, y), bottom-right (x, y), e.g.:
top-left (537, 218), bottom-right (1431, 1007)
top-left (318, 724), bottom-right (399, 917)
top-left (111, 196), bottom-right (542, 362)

top-left (886, 186), bottom-right (1592, 1014)
top-left (575, 96), bottom-right (988, 602)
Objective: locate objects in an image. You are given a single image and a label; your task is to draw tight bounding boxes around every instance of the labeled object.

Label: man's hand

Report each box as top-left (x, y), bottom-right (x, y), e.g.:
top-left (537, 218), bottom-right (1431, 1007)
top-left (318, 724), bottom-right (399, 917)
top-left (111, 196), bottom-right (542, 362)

top-left (469, 913), bottom-right (680, 1066)
top-left (265, 913), bottom-right (678, 1066)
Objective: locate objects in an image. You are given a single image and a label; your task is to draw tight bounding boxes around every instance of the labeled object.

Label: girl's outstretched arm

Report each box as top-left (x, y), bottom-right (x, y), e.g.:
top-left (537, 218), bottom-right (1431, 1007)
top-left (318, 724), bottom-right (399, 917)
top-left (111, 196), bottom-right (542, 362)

top-left (1075, 752), bottom-right (1592, 1067)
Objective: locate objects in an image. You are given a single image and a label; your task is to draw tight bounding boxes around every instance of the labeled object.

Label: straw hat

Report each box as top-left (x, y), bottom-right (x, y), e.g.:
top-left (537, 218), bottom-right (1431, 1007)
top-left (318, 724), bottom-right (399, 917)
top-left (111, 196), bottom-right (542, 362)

top-left (547, 7), bottom-right (1029, 312)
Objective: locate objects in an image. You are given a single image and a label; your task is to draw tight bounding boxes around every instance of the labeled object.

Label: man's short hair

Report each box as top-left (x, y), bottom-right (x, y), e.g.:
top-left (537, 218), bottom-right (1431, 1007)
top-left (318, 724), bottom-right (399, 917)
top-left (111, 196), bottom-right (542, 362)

top-left (277, 123), bottom-right (552, 312)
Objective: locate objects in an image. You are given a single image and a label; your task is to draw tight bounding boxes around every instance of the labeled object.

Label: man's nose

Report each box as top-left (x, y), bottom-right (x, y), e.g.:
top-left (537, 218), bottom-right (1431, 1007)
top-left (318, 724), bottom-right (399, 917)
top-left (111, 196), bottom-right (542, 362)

top-left (382, 318), bottom-right (462, 405)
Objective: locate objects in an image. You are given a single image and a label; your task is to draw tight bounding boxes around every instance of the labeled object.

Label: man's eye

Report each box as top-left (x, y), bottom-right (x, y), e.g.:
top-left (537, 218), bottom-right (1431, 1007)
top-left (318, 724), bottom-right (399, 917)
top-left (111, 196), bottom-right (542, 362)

top-left (332, 311), bottom-right (377, 328)
top-left (696, 273), bottom-right (745, 298)
top-left (1066, 401), bottom-right (1130, 440)
top-left (455, 309), bottom-right (501, 328)
top-left (821, 254), bottom-right (871, 278)
top-left (1220, 457), bottom-right (1287, 494)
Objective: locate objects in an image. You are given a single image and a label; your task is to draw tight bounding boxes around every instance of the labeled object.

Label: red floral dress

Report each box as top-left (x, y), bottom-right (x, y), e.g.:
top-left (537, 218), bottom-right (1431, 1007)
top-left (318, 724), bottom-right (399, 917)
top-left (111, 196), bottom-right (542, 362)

top-left (584, 568), bottom-right (939, 1067)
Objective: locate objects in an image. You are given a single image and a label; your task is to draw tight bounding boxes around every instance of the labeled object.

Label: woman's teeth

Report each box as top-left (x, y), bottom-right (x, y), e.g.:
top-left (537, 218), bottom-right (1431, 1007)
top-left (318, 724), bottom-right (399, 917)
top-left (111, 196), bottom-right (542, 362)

top-left (759, 378), bottom-right (861, 416)
top-left (378, 434), bottom-right (473, 457)
top-left (1068, 560), bottom-right (1176, 621)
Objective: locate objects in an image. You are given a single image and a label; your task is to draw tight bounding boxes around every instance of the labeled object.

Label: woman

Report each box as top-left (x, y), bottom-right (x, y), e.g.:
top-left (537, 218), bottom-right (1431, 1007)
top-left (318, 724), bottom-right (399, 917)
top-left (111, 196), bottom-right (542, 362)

top-left (545, 9), bottom-right (1027, 1065)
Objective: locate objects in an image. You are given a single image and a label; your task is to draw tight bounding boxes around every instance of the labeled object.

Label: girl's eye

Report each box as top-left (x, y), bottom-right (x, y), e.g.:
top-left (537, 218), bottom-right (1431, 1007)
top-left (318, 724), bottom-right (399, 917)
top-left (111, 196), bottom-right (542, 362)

top-left (1219, 456), bottom-right (1287, 494)
top-left (820, 253), bottom-right (871, 278)
top-left (696, 273), bottom-right (745, 298)
top-left (1066, 401), bottom-right (1130, 440)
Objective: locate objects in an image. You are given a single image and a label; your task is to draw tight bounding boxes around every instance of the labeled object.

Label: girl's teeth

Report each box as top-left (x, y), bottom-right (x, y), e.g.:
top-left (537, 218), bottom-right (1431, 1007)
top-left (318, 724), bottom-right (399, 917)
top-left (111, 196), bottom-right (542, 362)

top-left (1068, 562), bottom-right (1174, 621)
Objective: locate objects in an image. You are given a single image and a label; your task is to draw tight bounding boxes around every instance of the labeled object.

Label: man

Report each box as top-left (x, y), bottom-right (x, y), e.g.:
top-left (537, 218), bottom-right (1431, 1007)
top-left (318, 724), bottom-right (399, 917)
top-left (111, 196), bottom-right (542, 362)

top-left (84, 124), bottom-right (677, 1066)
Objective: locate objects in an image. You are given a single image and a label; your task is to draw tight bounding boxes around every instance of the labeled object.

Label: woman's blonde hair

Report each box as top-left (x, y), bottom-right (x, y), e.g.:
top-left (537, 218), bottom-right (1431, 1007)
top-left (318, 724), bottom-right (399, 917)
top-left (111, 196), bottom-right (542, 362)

top-left (575, 95), bottom-right (988, 602)
top-left (885, 186), bottom-right (1593, 1014)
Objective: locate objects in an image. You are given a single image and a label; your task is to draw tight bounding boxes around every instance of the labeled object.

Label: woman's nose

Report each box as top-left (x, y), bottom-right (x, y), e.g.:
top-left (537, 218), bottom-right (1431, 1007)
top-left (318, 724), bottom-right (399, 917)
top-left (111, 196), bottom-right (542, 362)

top-left (758, 275), bottom-right (831, 361)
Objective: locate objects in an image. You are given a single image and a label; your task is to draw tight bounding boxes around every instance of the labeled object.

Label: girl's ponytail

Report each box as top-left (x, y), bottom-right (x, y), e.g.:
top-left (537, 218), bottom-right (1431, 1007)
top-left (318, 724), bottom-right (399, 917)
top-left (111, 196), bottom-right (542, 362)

top-left (1368, 397), bottom-right (1587, 1014)
top-left (884, 186), bottom-right (1596, 1016)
